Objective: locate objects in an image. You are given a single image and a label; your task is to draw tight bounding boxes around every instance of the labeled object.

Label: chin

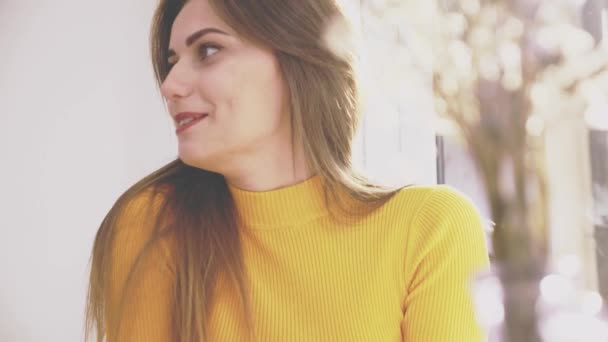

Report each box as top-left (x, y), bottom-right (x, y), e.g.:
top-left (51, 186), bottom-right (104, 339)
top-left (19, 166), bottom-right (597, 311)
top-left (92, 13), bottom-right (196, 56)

top-left (178, 145), bottom-right (202, 164)
top-left (178, 149), bottom-right (220, 173)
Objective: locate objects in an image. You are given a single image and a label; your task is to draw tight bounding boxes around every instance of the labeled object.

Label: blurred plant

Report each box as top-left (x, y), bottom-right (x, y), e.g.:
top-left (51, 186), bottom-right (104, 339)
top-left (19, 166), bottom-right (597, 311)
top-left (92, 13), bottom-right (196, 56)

top-left (325, 0), bottom-right (608, 341)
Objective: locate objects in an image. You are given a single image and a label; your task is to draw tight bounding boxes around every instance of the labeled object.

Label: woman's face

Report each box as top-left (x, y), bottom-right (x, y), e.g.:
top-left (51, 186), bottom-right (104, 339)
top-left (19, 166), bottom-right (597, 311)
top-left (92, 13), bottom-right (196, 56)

top-left (161, 0), bottom-right (289, 174)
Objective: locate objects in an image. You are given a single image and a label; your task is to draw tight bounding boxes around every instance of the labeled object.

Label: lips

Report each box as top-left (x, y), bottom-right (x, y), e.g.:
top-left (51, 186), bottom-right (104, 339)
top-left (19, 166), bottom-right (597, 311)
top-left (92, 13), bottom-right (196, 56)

top-left (174, 112), bottom-right (207, 125)
top-left (175, 113), bottom-right (208, 134)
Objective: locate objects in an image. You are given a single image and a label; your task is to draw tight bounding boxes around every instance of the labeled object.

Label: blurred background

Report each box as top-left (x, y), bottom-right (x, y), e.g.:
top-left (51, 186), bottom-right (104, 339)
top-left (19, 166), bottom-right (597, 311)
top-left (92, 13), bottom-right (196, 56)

top-left (0, 0), bottom-right (606, 341)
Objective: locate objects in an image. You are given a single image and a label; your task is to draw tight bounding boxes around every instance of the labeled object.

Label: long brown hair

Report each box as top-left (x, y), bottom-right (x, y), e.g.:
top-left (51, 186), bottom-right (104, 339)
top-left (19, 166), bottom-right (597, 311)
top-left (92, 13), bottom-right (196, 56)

top-left (84, 1), bottom-right (405, 341)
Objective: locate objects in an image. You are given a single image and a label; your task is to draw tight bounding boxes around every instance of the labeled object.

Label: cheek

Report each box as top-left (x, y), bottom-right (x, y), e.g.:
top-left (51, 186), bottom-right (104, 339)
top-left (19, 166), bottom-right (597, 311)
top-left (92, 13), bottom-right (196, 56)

top-left (194, 54), bottom-right (287, 146)
top-left (230, 58), bottom-right (287, 132)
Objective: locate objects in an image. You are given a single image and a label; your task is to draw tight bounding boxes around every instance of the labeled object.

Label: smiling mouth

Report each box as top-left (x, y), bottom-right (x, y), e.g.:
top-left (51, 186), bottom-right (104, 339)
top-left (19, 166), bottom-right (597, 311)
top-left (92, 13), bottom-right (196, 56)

top-left (176, 114), bottom-right (208, 134)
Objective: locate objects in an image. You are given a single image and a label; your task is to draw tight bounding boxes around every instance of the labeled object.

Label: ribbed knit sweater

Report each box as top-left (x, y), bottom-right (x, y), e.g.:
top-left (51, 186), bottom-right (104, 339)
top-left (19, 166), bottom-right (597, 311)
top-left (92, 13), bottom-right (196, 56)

top-left (105, 174), bottom-right (490, 341)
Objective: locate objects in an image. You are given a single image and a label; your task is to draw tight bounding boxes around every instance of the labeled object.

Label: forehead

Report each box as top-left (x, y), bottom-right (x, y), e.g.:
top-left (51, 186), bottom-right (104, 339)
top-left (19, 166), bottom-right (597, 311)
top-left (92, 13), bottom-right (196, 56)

top-left (169, 0), bottom-right (233, 50)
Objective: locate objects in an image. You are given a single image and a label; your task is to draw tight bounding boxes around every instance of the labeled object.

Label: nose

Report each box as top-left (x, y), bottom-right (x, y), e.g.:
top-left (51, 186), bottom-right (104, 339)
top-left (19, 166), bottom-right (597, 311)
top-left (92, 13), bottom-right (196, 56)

top-left (160, 62), bottom-right (193, 101)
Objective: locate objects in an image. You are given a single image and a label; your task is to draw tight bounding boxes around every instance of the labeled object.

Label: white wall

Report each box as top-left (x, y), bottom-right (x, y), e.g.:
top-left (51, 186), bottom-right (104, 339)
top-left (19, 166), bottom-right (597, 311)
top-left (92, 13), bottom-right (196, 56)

top-left (0, 1), bottom-right (175, 341)
top-left (0, 1), bottom-right (436, 341)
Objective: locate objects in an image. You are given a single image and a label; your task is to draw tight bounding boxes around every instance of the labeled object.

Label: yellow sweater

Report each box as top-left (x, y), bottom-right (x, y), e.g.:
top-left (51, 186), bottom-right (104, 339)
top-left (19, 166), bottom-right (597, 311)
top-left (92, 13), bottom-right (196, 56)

top-left (105, 174), bottom-right (490, 341)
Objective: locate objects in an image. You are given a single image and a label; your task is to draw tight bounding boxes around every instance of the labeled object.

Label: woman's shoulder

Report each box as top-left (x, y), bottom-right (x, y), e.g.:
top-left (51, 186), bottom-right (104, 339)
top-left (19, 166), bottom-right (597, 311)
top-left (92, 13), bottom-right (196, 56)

top-left (112, 185), bottom-right (173, 237)
top-left (108, 185), bottom-right (176, 273)
top-left (386, 183), bottom-right (487, 238)
top-left (387, 183), bottom-right (480, 215)
top-left (399, 183), bottom-right (487, 241)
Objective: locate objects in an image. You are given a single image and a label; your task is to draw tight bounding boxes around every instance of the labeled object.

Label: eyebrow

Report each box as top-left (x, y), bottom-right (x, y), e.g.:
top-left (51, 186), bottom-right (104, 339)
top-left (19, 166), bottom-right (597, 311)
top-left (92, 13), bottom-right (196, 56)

top-left (167, 27), bottom-right (228, 59)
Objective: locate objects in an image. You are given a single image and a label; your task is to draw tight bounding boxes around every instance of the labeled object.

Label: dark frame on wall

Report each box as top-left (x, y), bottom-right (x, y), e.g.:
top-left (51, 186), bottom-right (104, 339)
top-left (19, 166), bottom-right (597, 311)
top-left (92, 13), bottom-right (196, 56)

top-left (582, 0), bottom-right (608, 303)
top-left (436, 135), bottom-right (445, 184)
top-left (589, 129), bottom-right (608, 302)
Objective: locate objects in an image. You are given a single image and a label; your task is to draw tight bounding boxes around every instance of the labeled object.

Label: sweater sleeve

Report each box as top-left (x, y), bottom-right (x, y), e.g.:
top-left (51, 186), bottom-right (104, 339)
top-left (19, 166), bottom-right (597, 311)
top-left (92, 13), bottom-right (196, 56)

top-left (104, 190), bottom-right (176, 342)
top-left (401, 186), bottom-right (491, 342)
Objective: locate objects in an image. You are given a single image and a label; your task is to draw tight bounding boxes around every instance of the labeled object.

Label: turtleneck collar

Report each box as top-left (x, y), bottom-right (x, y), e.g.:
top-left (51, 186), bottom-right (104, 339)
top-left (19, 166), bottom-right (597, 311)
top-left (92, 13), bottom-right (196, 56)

top-left (227, 174), bottom-right (329, 228)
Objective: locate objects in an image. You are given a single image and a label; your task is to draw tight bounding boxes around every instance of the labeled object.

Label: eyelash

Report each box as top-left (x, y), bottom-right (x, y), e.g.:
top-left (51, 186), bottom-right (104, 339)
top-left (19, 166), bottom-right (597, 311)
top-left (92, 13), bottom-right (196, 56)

top-left (198, 43), bottom-right (221, 60)
top-left (167, 43), bottom-right (222, 70)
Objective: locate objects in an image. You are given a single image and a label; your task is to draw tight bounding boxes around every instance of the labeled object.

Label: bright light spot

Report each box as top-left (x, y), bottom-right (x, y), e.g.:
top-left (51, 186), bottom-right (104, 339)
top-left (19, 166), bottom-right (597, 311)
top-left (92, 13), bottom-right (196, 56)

top-left (448, 40), bottom-right (473, 77)
top-left (472, 274), bottom-right (505, 328)
top-left (560, 25), bottom-right (595, 59)
top-left (536, 3), bottom-right (568, 24)
top-left (584, 101), bottom-right (608, 131)
top-left (540, 274), bottom-right (575, 306)
top-left (564, 0), bottom-right (589, 11)
top-left (469, 27), bottom-right (493, 49)
top-left (483, 219), bottom-right (495, 234)
top-left (501, 16), bottom-right (524, 40)
top-left (434, 117), bottom-right (461, 137)
top-left (530, 82), bottom-right (562, 115)
top-left (323, 14), bottom-right (356, 61)
top-left (460, 0), bottom-right (481, 16)
top-left (579, 80), bottom-right (607, 104)
top-left (439, 76), bottom-right (459, 96)
top-left (434, 98), bottom-right (448, 117)
top-left (499, 42), bottom-right (522, 70)
top-left (541, 312), bottom-right (608, 342)
top-left (502, 71), bottom-right (523, 91)
top-left (479, 5), bottom-right (499, 27)
top-left (535, 26), bottom-right (561, 55)
top-left (556, 254), bottom-right (581, 278)
top-left (526, 115), bottom-right (545, 137)
top-left (581, 291), bottom-right (604, 316)
top-left (364, 0), bottom-right (397, 14)
top-left (479, 54), bottom-right (501, 81)
top-left (446, 13), bottom-right (468, 38)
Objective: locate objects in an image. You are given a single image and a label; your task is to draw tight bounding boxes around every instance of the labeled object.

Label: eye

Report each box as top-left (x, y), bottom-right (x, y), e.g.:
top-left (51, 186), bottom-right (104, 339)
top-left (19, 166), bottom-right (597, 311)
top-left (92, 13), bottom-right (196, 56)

top-left (165, 44), bottom-right (221, 71)
top-left (198, 44), bottom-right (221, 61)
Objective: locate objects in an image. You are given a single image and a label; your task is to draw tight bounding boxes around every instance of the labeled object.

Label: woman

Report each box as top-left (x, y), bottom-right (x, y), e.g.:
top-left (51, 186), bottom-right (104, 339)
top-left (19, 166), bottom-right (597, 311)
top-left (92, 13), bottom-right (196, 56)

top-left (84, 0), bottom-right (490, 341)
